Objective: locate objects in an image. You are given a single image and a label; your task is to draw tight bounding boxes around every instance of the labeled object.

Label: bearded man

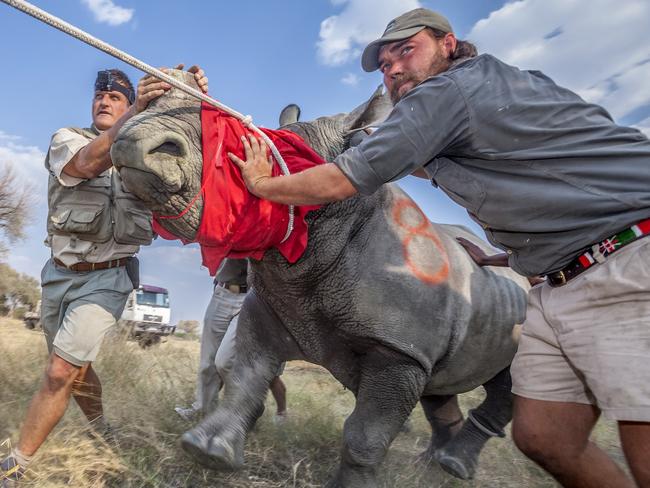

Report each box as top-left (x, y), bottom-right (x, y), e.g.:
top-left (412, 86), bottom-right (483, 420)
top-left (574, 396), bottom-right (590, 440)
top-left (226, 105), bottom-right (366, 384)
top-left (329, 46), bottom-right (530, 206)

top-left (228, 8), bottom-right (650, 488)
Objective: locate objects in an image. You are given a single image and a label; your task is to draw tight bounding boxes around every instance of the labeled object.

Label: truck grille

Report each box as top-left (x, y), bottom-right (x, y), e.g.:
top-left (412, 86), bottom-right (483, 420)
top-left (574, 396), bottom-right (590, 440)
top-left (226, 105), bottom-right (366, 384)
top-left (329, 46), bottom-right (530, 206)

top-left (143, 314), bottom-right (163, 323)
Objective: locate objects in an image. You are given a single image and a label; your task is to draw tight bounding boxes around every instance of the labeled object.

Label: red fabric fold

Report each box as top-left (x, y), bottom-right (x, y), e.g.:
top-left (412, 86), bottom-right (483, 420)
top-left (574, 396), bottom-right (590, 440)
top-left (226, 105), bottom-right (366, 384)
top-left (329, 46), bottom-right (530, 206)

top-left (152, 102), bottom-right (323, 274)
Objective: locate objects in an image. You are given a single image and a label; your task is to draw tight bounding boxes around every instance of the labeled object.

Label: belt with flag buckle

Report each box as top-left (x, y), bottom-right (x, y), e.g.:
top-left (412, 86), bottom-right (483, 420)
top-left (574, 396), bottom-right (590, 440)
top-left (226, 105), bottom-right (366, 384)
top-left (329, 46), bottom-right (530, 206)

top-left (547, 218), bottom-right (650, 287)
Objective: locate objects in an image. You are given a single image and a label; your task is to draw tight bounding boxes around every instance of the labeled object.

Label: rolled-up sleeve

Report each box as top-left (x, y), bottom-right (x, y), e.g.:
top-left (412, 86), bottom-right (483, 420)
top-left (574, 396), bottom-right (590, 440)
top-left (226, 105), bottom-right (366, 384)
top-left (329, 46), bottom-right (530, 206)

top-left (46, 128), bottom-right (90, 187)
top-left (334, 76), bottom-right (469, 195)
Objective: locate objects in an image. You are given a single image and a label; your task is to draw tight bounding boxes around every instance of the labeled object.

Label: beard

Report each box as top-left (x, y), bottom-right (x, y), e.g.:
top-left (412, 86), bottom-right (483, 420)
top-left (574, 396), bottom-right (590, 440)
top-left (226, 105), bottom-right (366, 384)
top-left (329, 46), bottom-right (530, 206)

top-left (389, 53), bottom-right (451, 105)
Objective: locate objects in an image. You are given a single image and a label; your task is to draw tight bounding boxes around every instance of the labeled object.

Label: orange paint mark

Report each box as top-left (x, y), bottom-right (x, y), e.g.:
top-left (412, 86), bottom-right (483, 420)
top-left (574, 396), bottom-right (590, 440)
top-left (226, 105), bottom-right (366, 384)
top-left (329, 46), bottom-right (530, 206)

top-left (392, 199), bottom-right (449, 285)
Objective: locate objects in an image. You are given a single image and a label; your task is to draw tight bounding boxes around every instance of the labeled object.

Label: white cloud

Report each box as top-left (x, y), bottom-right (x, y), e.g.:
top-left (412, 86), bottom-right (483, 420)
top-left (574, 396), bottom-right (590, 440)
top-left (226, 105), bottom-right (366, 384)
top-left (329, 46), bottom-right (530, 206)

top-left (468, 0), bottom-right (650, 121)
top-left (341, 72), bottom-right (360, 86)
top-left (0, 131), bottom-right (47, 195)
top-left (81, 0), bottom-right (134, 26)
top-left (317, 0), bottom-right (421, 66)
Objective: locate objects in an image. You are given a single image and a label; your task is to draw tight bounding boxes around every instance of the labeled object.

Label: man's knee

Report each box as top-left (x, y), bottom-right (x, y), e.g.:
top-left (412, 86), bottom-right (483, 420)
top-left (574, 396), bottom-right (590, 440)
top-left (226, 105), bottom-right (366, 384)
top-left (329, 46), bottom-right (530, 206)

top-left (214, 339), bottom-right (236, 377)
top-left (44, 354), bottom-right (81, 393)
top-left (214, 353), bottom-right (232, 378)
top-left (198, 360), bottom-right (217, 379)
top-left (512, 415), bottom-right (549, 461)
top-left (512, 412), bottom-right (588, 470)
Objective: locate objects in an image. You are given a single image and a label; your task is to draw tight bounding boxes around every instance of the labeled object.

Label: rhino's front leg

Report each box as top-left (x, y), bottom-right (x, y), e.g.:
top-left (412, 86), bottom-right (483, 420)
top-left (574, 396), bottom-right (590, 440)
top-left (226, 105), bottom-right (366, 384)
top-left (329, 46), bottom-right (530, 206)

top-left (327, 350), bottom-right (427, 488)
top-left (181, 293), bottom-right (296, 470)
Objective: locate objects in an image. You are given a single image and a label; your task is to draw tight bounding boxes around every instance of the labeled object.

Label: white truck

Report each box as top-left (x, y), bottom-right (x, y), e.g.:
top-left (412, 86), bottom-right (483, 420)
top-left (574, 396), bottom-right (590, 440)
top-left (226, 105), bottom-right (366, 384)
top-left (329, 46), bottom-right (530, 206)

top-left (120, 284), bottom-right (174, 346)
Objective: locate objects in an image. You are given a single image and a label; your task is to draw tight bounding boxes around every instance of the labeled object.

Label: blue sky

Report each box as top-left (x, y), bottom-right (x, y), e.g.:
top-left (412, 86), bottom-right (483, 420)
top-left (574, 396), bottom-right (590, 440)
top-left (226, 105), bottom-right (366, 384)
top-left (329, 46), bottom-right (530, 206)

top-left (1, 0), bottom-right (650, 324)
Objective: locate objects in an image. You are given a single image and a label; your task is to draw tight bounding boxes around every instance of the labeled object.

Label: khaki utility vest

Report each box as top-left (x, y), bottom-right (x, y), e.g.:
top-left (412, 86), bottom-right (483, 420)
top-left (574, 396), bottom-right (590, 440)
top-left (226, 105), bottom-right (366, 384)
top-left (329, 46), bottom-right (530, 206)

top-left (45, 126), bottom-right (153, 247)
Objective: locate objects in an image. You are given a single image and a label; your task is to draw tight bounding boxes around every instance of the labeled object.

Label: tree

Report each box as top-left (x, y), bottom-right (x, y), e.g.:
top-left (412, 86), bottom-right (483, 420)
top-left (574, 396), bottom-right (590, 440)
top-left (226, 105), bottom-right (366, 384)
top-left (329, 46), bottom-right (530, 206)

top-left (177, 320), bottom-right (200, 337)
top-left (0, 263), bottom-right (40, 316)
top-left (0, 165), bottom-right (34, 258)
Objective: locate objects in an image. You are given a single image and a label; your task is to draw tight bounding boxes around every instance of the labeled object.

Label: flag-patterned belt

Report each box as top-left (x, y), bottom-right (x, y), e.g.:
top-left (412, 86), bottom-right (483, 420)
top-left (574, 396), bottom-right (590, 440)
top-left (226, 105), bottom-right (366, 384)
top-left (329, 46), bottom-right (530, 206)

top-left (547, 218), bottom-right (650, 287)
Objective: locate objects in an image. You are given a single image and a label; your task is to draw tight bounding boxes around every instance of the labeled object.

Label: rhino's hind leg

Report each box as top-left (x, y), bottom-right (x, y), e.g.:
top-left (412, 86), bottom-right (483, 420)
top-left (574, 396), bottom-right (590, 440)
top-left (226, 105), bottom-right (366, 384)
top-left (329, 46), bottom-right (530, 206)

top-left (435, 367), bottom-right (513, 480)
top-left (327, 350), bottom-right (427, 488)
top-left (418, 394), bottom-right (464, 461)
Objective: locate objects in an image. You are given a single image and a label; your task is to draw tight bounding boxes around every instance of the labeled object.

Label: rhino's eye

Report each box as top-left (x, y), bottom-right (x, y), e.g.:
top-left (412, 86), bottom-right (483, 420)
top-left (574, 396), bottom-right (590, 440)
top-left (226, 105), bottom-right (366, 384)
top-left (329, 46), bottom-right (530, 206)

top-left (149, 141), bottom-right (182, 157)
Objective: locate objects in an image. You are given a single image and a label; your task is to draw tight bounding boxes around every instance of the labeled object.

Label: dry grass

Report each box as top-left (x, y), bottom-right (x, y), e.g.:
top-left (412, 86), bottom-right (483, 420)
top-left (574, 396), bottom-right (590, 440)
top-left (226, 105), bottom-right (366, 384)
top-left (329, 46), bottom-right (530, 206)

top-left (0, 317), bottom-right (626, 487)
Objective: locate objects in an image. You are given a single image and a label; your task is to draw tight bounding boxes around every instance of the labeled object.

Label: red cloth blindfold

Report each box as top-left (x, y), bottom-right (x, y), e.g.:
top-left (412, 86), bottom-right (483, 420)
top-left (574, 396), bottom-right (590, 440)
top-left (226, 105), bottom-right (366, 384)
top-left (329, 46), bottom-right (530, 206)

top-left (153, 102), bottom-right (324, 275)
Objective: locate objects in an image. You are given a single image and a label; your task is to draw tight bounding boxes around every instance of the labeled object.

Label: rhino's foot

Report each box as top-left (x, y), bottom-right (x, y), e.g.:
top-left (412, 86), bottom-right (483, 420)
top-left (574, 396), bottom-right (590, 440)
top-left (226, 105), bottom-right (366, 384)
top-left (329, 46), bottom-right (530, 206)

top-left (433, 410), bottom-right (503, 480)
top-left (180, 429), bottom-right (243, 471)
top-left (417, 444), bottom-right (472, 479)
top-left (435, 450), bottom-right (475, 480)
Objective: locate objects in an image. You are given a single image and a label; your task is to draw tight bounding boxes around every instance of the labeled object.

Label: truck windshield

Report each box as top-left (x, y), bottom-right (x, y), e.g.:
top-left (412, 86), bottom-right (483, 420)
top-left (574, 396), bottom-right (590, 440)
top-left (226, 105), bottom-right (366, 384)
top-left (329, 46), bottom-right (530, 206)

top-left (136, 291), bottom-right (170, 308)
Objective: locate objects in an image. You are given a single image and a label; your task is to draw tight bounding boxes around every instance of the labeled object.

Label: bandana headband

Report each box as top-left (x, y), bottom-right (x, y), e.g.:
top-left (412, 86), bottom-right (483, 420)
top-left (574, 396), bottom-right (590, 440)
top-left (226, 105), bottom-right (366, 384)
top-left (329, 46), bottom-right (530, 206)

top-left (94, 70), bottom-right (135, 104)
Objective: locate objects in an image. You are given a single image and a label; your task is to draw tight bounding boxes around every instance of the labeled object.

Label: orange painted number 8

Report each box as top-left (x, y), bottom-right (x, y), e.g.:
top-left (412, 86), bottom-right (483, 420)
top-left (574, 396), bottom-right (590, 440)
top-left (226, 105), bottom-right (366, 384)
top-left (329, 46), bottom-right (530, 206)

top-left (392, 199), bottom-right (449, 285)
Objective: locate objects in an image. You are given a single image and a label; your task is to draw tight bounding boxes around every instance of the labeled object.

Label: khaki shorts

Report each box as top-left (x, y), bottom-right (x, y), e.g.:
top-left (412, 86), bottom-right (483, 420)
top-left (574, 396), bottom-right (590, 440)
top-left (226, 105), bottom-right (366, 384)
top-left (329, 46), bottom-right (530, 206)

top-left (512, 237), bottom-right (650, 422)
top-left (41, 259), bottom-right (133, 366)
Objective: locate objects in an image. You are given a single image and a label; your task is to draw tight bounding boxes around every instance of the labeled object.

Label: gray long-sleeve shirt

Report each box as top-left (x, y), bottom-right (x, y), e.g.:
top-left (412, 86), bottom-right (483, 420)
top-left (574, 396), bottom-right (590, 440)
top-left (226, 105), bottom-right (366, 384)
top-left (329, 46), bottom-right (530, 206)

top-left (334, 54), bottom-right (650, 276)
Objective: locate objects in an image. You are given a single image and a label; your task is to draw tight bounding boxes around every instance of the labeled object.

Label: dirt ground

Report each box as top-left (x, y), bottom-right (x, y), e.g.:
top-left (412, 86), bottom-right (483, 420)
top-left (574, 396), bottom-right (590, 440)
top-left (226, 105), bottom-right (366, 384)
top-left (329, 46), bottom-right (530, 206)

top-left (0, 317), bottom-right (627, 487)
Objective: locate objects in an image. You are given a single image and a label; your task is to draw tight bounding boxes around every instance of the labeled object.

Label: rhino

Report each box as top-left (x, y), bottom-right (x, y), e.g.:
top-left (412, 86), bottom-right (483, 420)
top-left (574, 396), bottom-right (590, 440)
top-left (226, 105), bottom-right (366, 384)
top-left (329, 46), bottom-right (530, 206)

top-left (111, 71), bottom-right (530, 487)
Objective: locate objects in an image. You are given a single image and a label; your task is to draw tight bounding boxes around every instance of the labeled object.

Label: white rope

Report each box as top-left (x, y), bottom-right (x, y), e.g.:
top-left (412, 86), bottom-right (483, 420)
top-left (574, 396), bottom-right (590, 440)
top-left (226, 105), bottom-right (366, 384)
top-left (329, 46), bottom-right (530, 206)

top-left (1, 0), bottom-right (295, 243)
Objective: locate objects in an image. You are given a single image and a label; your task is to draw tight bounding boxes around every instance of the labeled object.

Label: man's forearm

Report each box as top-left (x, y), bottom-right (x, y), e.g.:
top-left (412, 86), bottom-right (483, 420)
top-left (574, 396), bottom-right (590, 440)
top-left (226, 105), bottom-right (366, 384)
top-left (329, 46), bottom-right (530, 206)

top-left (253, 163), bottom-right (357, 206)
top-left (63, 106), bottom-right (135, 179)
top-left (482, 253), bottom-right (510, 267)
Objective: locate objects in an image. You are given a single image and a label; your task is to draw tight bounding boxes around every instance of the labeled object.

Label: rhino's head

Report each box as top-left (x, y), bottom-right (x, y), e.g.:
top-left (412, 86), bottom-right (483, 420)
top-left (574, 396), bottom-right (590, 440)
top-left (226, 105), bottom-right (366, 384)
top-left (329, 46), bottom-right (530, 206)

top-left (111, 71), bottom-right (203, 240)
top-left (111, 69), bottom-right (392, 240)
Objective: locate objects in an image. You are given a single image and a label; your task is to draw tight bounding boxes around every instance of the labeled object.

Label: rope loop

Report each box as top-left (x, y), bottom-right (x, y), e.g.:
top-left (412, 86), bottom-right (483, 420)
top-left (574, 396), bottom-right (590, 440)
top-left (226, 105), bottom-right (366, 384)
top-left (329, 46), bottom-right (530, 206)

top-left (241, 115), bottom-right (254, 128)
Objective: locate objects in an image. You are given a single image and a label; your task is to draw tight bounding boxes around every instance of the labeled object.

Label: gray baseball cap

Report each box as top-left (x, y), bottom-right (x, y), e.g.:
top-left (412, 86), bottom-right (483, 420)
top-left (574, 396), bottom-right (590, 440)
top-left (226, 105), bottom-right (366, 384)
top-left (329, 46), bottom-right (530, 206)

top-left (361, 8), bottom-right (453, 72)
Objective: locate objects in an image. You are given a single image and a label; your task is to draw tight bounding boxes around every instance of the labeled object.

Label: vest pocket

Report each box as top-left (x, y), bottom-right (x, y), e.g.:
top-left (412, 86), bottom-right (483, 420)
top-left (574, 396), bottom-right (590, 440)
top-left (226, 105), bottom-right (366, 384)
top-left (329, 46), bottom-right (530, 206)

top-left (113, 204), bottom-right (154, 245)
top-left (49, 204), bottom-right (112, 241)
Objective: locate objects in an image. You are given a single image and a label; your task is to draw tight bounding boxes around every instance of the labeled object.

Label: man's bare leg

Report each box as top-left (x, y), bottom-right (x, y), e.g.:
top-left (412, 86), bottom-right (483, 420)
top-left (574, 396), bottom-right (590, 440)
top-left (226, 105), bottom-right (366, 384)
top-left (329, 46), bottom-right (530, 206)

top-left (0, 356), bottom-right (84, 481)
top-left (619, 421), bottom-right (650, 487)
top-left (72, 364), bottom-right (104, 423)
top-left (270, 376), bottom-right (287, 415)
top-left (16, 353), bottom-right (82, 456)
top-left (512, 396), bottom-right (633, 488)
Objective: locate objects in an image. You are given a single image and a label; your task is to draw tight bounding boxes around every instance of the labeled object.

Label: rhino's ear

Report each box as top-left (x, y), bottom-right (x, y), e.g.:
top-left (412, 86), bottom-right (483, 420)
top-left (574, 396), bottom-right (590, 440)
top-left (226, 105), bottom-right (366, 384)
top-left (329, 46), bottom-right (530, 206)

top-left (279, 104), bottom-right (301, 127)
top-left (344, 85), bottom-right (393, 132)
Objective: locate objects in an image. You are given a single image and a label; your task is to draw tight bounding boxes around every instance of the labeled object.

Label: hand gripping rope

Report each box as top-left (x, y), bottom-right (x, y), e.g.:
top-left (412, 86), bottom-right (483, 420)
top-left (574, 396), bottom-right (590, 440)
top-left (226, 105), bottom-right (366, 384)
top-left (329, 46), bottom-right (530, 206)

top-left (1, 0), bottom-right (295, 243)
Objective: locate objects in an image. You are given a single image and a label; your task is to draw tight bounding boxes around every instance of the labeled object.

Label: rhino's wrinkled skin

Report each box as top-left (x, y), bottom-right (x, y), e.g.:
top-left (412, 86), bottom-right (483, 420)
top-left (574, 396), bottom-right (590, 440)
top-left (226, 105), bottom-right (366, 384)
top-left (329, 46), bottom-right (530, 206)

top-left (112, 71), bottom-right (530, 487)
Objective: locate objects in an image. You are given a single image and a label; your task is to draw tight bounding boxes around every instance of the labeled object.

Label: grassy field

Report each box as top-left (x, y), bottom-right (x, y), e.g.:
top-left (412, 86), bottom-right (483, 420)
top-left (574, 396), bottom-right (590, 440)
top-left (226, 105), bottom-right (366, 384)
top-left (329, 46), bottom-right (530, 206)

top-left (0, 317), bottom-right (627, 487)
